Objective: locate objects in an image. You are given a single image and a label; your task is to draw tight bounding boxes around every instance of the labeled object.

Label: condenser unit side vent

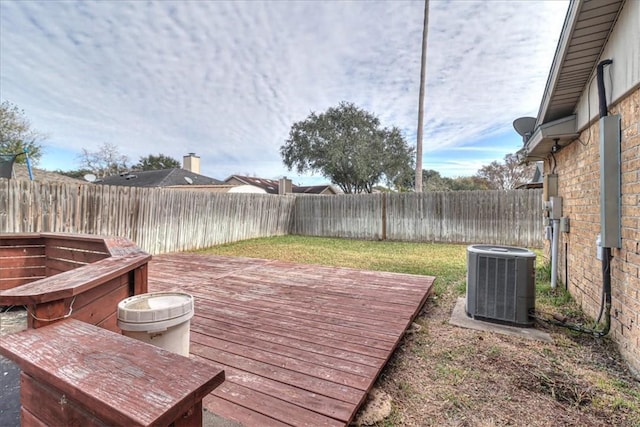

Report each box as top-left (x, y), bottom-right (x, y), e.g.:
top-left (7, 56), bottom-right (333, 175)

top-left (466, 245), bottom-right (536, 327)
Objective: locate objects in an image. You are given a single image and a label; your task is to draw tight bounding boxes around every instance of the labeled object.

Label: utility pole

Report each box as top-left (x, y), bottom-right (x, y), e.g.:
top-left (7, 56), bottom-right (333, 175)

top-left (415, 0), bottom-right (429, 193)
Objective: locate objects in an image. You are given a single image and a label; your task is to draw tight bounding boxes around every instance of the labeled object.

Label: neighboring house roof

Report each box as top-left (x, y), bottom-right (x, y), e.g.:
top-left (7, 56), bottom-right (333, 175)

top-left (226, 175), bottom-right (281, 193)
top-left (521, 0), bottom-right (627, 161)
top-left (225, 175), bottom-right (338, 195)
top-left (5, 164), bottom-right (88, 185)
top-left (516, 162), bottom-right (544, 189)
top-left (293, 185), bottom-right (338, 195)
top-left (167, 184), bottom-right (267, 194)
top-left (226, 185), bottom-right (268, 194)
top-left (98, 168), bottom-right (223, 187)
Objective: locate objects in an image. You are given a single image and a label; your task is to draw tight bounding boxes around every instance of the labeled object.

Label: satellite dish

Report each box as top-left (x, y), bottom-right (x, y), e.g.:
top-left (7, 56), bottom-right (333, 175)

top-left (184, 176), bottom-right (193, 184)
top-left (83, 173), bottom-right (97, 183)
top-left (513, 117), bottom-right (537, 142)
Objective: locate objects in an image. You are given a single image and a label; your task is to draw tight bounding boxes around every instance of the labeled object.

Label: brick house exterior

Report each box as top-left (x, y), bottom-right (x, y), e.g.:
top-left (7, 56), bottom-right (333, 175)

top-left (519, 0), bottom-right (639, 373)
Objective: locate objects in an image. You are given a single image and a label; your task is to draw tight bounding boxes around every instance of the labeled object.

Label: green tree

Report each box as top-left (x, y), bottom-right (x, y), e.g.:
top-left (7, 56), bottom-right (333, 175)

top-left (280, 102), bottom-right (414, 194)
top-left (0, 100), bottom-right (44, 164)
top-left (78, 142), bottom-right (129, 178)
top-left (400, 170), bottom-right (491, 192)
top-left (389, 162), bottom-right (415, 192)
top-left (421, 169), bottom-right (453, 191)
top-left (449, 176), bottom-right (490, 191)
top-left (134, 153), bottom-right (181, 171)
top-left (476, 153), bottom-right (535, 190)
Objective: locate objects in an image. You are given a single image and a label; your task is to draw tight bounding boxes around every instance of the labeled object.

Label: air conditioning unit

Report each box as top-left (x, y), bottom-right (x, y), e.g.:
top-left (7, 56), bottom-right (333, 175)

top-left (466, 245), bottom-right (536, 327)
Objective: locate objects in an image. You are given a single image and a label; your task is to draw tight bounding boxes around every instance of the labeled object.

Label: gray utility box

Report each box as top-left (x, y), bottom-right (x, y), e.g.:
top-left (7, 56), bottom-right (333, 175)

top-left (466, 245), bottom-right (536, 327)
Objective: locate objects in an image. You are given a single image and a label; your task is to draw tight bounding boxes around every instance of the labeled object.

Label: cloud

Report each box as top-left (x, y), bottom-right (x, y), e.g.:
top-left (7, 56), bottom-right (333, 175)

top-left (0, 0), bottom-right (568, 179)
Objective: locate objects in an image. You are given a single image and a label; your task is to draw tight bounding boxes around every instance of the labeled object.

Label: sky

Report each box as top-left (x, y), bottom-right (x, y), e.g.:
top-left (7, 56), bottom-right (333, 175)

top-left (0, 0), bottom-right (569, 185)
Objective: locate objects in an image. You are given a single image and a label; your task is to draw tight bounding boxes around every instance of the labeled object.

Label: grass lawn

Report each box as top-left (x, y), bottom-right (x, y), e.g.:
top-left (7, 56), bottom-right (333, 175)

top-left (199, 235), bottom-right (639, 426)
top-left (201, 235), bottom-right (557, 309)
top-left (200, 235), bottom-right (467, 292)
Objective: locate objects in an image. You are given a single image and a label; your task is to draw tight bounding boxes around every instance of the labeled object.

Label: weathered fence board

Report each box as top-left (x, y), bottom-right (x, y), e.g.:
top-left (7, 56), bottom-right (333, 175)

top-left (1, 180), bottom-right (295, 254)
top-left (293, 194), bottom-right (383, 240)
top-left (293, 190), bottom-right (543, 247)
top-left (1, 180), bottom-right (543, 252)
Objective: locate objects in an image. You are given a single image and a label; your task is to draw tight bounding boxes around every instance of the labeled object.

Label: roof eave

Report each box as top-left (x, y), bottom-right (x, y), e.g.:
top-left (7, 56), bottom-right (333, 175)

top-left (522, 115), bottom-right (579, 161)
top-left (535, 0), bottom-right (583, 126)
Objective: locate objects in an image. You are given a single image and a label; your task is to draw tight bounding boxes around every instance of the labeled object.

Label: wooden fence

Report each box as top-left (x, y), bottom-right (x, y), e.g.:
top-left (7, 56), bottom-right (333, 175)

top-left (292, 190), bottom-right (544, 247)
top-left (0, 180), bottom-right (295, 254)
top-left (1, 180), bottom-right (543, 252)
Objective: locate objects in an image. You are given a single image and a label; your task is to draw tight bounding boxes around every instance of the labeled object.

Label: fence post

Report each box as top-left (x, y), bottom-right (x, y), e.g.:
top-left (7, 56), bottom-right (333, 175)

top-left (381, 193), bottom-right (387, 241)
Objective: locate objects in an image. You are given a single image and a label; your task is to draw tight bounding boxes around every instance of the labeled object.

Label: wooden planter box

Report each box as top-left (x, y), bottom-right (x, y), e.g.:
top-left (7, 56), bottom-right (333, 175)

top-left (0, 233), bottom-right (151, 331)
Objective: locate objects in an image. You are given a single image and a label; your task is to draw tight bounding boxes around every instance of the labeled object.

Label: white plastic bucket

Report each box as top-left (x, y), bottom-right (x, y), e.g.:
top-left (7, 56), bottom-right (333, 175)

top-left (117, 292), bottom-right (194, 357)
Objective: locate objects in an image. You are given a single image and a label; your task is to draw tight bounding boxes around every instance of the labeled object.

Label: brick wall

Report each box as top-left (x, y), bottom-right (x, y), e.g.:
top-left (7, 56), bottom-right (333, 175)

top-left (549, 87), bottom-right (640, 373)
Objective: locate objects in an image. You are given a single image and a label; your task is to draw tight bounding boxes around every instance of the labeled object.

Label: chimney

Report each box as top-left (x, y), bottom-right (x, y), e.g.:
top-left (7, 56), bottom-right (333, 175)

top-left (182, 153), bottom-right (200, 174)
top-left (278, 177), bottom-right (292, 195)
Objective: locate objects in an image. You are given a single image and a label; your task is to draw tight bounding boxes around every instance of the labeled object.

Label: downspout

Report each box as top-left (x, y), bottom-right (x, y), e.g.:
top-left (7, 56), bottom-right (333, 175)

top-left (550, 213), bottom-right (560, 290)
top-left (548, 185), bottom-right (561, 290)
top-left (564, 242), bottom-right (568, 291)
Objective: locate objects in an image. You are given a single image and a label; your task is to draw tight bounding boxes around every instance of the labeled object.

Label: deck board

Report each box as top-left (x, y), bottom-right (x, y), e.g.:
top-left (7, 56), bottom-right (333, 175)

top-left (149, 254), bottom-right (434, 426)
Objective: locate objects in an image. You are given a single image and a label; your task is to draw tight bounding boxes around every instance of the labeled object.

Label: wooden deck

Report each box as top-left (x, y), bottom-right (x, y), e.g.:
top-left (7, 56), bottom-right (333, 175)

top-left (149, 254), bottom-right (435, 427)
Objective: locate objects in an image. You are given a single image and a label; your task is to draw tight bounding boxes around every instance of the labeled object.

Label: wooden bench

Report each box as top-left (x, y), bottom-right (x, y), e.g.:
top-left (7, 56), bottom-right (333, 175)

top-left (0, 233), bottom-right (151, 330)
top-left (0, 319), bottom-right (225, 427)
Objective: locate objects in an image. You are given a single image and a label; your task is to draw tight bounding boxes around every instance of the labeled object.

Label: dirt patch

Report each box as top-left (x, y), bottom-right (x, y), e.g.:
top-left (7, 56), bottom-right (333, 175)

top-left (357, 289), bottom-right (640, 427)
top-left (353, 388), bottom-right (393, 426)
